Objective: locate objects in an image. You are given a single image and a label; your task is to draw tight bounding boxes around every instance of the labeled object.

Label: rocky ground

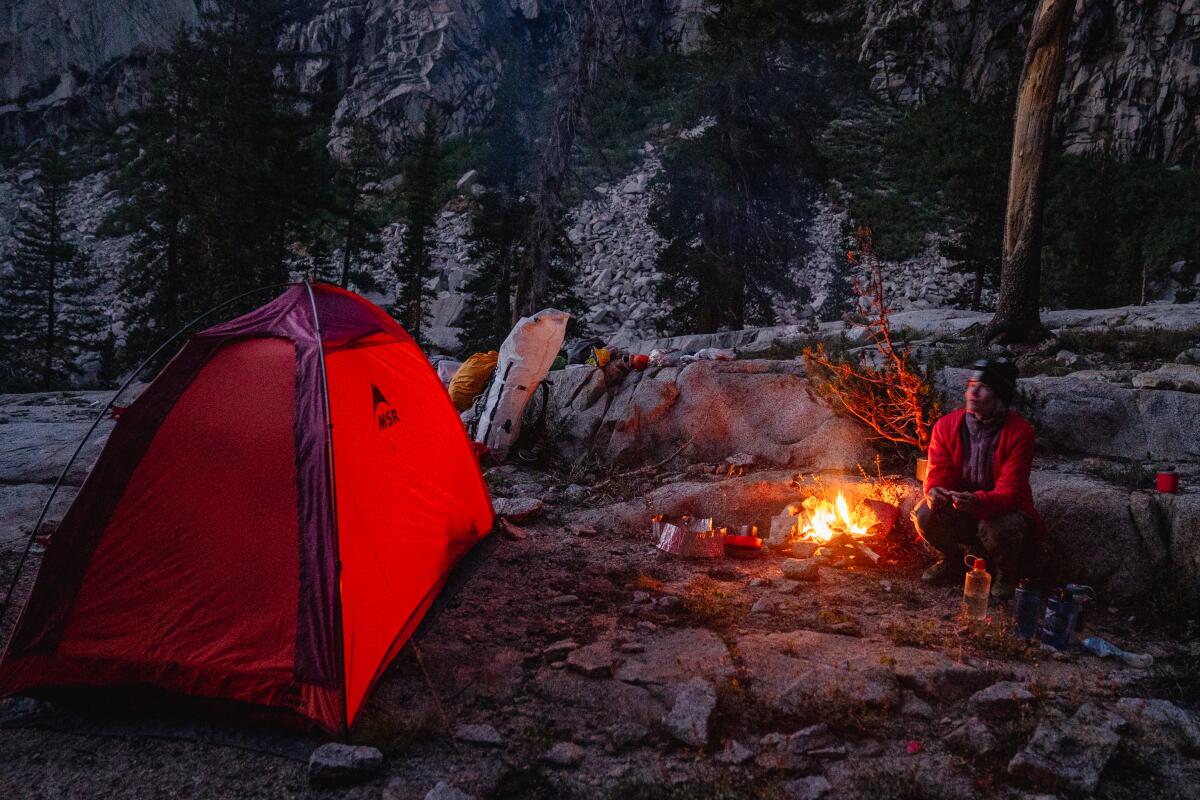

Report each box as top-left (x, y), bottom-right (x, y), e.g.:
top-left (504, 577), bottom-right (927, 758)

top-left (1, 389), bottom-right (1199, 799)
top-left (1, 303), bottom-right (1199, 799)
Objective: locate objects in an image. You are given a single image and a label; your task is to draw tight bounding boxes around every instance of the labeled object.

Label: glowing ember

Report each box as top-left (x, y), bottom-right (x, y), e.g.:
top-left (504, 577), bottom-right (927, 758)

top-left (794, 491), bottom-right (872, 543)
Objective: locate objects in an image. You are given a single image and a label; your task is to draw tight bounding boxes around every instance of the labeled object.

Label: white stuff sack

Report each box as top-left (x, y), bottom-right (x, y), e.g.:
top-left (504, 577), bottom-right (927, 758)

top-left (475, 309), bottom-right (569, 460)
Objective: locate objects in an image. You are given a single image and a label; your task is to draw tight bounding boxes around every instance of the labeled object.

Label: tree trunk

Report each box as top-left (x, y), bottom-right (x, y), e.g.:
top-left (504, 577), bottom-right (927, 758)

top-left (985, 0), bottom-right (1076, 344)
top-left (511, 0), bottom-right (606, 323)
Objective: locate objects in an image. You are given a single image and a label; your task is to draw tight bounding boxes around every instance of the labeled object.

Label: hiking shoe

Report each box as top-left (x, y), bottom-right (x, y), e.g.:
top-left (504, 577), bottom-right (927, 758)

top-left (990, 574), bottom-right (1015, 601)
top-left (921, 559), bottom-right (961, 585)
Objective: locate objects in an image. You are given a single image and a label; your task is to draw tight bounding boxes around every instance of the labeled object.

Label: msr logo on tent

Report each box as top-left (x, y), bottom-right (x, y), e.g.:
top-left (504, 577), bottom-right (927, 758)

top-left (371, 384), bottom-right (399, 431)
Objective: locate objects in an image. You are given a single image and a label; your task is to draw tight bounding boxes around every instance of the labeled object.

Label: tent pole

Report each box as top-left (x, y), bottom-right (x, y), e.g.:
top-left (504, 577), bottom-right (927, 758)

top-left (0, 282), bottom-right (292, 625)
top-left (302, 280), bottom-right (349, 734)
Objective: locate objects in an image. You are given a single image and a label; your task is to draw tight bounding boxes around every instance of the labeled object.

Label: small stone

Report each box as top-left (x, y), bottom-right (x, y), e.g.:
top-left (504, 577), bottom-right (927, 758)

top-left (564, 484), bottom-right (590, 503)
top-left (542, 741), bottom-right (585, 767)
top-left (969, 681), bottom-right (1035, 719)
top-left (607, 722), bottom-right (650, 750)
top-left (619, 642), bottom-right (645, 654)
top-left (0, 696), bottom-right (52, 723)
top-left (632, 591), bottom-right (652, 604)
top-left (773, 579), bottom-right (800, 595)
top-left (422, 781), bottom-right (474, 800)
top-left (782, 775), bottom-right (832, 800)
top-left (751, 597), bottom-right (777, 614)
top-left (708, 565), bottom-right (741, 581)
top-left (880, 580), bottom-right (893, 592)
top-left (945, 717), bottom-right (997, 756)
top-left (542, 639), bottom-right (579, 662)
top-left (781, 558), bottom-right (820, 581)
top-left (307, 743), bottom-right (383, 786)
top-left (662, 678), bottom-right (717, 747)
top-left (657, 596), bottom-right (681, 611)
top-left (1055, 350), bottom-right (1080, 366)
top-left (492, 497), bottom-right (545, 522)
top-left (565, 642), bottom-right (615, 677)
top-left (454, 723), bottom-right (504, 746)
top-left (748, 577), bottom-right (769, 588)
top-left (792, 541), bottom-right (818, 559)
top-left (549, 594), bottom-right (579, 606)
top-left (900, 692), bottom-right (934, 720)
top-left (569, 524), bottom-right (598, 537)
top-left (636, 621), bottom-right (657, 633)
top-left (716, 738), bottom-right (755, 764)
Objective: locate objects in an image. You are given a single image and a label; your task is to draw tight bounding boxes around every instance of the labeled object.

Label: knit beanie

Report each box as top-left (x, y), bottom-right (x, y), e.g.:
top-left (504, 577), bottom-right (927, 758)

top-left (969, 358), bottom-right (1018, 406)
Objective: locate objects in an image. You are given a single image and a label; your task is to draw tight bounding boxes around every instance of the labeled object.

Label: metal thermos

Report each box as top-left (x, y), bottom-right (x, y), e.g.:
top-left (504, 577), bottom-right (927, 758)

top-left (1041, 588), bottom-right (1074, 650)
top-left (1012, 579), bottom-right (1042, 639)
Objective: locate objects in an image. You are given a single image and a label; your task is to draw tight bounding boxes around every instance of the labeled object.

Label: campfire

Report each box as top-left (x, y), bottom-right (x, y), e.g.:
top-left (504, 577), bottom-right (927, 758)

top-left (786, 490), bottom-right (899, 565)
top-left (794, 492), bottom-right (871, 543)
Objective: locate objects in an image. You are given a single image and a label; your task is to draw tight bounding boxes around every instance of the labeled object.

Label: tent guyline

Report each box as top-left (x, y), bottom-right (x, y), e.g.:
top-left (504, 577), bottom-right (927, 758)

top-left (0, 282), bottom-right (494, 735)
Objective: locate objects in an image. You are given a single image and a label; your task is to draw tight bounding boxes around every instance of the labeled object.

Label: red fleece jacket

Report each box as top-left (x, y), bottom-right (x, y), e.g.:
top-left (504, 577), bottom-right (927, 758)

top-left (924, 408), bottom-right (1044, 535)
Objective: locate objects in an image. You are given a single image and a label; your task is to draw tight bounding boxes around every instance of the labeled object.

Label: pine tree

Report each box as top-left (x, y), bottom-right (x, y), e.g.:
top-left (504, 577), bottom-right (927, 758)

top-left (112, 2), bottom-right (327, 362)
top-left (331, 120), bottom-right (387, 291)
top-left (649, 34), bottom-right (822, 333)
top-left (0, 149), bottom-right (103, 391)
top-left (394, 110), bottom-right (442, 343)
top-left (458, 191), bottom-right (521, 356)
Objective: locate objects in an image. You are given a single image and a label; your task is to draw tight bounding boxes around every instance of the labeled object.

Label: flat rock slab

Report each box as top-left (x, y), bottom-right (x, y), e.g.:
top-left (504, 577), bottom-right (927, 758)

top-left (534, 668), bottom-right (666, 728)
top-left (0, 484), bottom-right (76, 551)
top-left (738, 630), bottom-right (1002, 715)
top-left (0, 421), bottom-right (110, 485)
top-left (968, 681), bottom-right (1035, 719)
top-left (1008, 704), bottom-right (1126, 796)
top-left (613, 628), bottom-right (734, 689)
top-left (1113, 697), bottom-right (1200, 755)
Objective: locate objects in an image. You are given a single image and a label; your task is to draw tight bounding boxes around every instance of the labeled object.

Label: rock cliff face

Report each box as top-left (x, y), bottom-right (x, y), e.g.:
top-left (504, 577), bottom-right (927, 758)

top-left (860, 0), bottom-right (1200, 168)
top-left (4, 0), bottom-right (1195, 171)
top-left (0, 0), bottom-right (198, 145)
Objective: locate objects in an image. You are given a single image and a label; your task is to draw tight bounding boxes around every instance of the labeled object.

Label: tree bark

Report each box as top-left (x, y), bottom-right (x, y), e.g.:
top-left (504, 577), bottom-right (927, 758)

top-left (985, 0), bottom-right (1076, 344)
top-left (512, 0), bottom-right (606, 323)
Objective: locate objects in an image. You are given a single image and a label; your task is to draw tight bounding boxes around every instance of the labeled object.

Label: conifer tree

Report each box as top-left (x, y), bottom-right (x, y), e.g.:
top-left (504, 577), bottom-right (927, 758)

top-left (458, 190), bottom-right (520, 356)
top-left (113, 2), bottom-right (326, 362)
top-left (394, 110), bottom-right (442, 342)
top-left (649, 1), bottom-right (825, 335)
top-left (331, 120), bottom-right (387, 291)
top-left (0, 149), bottom-right (103, 390)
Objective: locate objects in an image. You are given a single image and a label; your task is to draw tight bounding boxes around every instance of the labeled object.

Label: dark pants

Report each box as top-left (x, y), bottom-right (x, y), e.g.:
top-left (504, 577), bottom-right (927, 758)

top-left (911, 500), bottom-right (1036, 579)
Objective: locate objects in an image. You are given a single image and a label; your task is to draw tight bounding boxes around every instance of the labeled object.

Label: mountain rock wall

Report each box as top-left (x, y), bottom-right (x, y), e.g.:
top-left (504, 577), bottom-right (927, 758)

top-left (860, 0), bottom-right (1200, 168)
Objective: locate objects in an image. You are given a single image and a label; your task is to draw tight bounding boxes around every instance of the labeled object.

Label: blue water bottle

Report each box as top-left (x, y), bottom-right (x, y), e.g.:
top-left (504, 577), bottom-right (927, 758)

top-left (1012, 579), bottom-right (1042, 639)
top-left (1041, 588), bottom-right (1073, 650)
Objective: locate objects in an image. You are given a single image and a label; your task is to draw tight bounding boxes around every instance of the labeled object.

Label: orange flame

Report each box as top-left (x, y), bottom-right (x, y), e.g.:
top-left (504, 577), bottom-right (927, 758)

top-left (795, 491), bottom-right (869, 543)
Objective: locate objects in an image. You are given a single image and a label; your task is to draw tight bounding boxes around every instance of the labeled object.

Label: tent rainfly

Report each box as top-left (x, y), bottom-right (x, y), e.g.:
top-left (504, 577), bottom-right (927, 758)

top-left (0, 282), bottom-right (493, 734)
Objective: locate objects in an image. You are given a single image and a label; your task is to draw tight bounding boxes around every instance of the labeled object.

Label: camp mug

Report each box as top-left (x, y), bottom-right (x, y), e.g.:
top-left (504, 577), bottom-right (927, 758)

top-left (1156, 471), bottom-right (1179, 493)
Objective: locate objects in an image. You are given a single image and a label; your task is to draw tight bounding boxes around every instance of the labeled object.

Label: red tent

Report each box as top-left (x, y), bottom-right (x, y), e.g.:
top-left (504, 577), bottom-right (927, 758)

top-left (0, 283), bottom-right (493, 734)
